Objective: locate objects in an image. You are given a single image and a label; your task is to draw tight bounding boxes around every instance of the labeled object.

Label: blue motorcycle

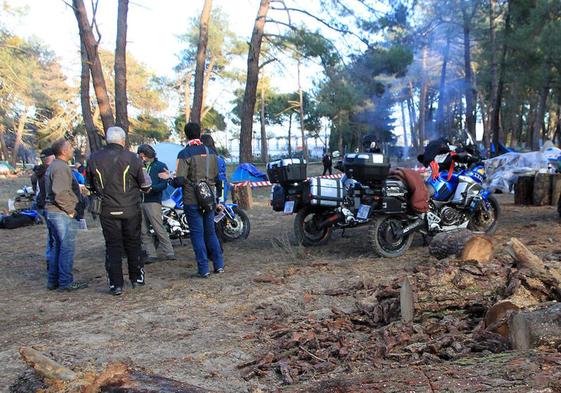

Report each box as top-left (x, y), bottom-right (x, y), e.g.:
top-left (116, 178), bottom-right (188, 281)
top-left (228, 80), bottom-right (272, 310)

top-left (159, 187), bottom-right (250, 244)
top-left (369, 145), bottom-right (500, 257)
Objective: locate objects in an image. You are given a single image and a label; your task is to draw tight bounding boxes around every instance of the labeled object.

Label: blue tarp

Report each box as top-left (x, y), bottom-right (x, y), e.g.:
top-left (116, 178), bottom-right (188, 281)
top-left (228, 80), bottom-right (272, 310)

top-left (230, 163), bottom-right (268, 183)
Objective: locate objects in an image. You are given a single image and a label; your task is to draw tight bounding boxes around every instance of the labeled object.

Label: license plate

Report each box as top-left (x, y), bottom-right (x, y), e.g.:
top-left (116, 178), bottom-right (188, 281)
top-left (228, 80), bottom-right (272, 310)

top-left (357, 204), bottom-right (371, 220)
top-left (284, 200), bottom-right (295, 215)
top-left (214, 210), bottom-right (226, 223)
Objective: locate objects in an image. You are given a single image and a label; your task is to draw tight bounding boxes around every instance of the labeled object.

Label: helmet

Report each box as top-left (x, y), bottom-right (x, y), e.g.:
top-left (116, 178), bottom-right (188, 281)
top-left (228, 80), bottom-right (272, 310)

top-left (137, 144), bottom-right (156, 159)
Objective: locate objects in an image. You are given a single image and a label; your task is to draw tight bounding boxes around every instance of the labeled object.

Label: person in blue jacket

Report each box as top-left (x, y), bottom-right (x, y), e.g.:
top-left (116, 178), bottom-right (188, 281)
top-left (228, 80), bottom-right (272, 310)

top-left (137, 144), bottom-right (176, 263)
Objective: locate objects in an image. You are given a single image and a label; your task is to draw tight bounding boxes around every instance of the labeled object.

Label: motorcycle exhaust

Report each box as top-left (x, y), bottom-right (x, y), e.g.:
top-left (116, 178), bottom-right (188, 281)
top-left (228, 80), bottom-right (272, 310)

top-left (401, 218), bottom-right (425, 236)
top-left (316, 213), bottom-right (344, 230)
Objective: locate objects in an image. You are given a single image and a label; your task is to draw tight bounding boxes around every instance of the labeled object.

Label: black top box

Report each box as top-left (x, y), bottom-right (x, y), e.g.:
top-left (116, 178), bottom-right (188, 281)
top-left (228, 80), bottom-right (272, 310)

top-left (267, 158), bottom-right (307, 184)
top-left (343, 153), bottom-right (390, 183)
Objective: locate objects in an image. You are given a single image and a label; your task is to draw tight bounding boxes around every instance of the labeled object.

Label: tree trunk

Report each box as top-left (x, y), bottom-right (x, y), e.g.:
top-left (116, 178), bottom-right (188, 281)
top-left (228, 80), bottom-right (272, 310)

top-left (239, 0), bottom-right (270, 162)
top-left (191, 0), bottom-right (213, 125)
top-left (232, 184), bottom-right (253, 210)
top-left (461, 0), bottom-right (477, 141)
top-left (0, 124), bottom-right (9, 161)
top-left (10, 110), bottom-right (27, 167)
top-left (80, 41), bottom-right (104, 152)
top-left (491, 1), bottom-right (511, 154)
top-left (72, 0), bottom-right (115, 133)
top-left (337, 114), bottom-right (344, 153)
top-left (297, 59), bottom-right (309, 161)
top-left (418, 44), bottom-right (429, 145)
top-left (184, 71), bottom-right (193, 122)
top-left (288, 112), bottom-right (293, 157)
top-left (435, 36), bottom-right (451, 137)
top-left (201, 55), bottom-right (216, 120)
top-left (406, 90), bottom-right (418, 150)
top-left (400, 100), bottom-right (409, 147)
top-left (532, 73), bottom-right (551, 150)
top-left (114, 0), bottom-right (129, 136)
top-left (260, 82), bottom-right (268, 162)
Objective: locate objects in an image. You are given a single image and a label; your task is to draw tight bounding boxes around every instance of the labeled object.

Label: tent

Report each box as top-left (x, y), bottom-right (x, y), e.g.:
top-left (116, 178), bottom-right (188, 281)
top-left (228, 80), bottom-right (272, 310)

top-left (0, 161), bottom-right (15, 175)
top-left (230, 163), bottom-right (268, 183)
top-left (153, 142), bottom-right (184, 172)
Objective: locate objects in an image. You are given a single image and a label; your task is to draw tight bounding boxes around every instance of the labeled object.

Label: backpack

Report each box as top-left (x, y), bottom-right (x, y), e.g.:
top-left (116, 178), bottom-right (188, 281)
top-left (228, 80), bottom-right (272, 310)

top-left (193, 146), bottom-right (216, 212)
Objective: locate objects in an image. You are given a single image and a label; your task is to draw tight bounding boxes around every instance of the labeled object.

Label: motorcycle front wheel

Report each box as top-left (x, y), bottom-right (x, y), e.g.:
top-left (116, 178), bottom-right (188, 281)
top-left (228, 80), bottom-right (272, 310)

top-left (218, 207), bottom-right (251, 242)
top-left (294, 207), bottom-right (333, 246)
top-left (369, 216), bottom-right (413, 258)
top-left (468, 194), bottom-right (500, 235)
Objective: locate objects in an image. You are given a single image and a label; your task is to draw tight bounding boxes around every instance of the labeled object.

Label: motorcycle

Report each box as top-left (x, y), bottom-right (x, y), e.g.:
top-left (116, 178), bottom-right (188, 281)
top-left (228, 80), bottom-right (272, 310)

top-left (269, 145), bottom-right (499, 258)
top-left (158, 187), bottom-right (250, 245)
top-left (368, 143), bottom-right (500, 257)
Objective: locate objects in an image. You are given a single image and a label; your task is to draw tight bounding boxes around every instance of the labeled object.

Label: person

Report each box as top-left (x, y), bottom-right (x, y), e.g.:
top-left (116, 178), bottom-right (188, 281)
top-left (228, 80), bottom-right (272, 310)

top-left (44, 139), bottom-right (87, 292)
top-left (160, 122), bottom-right (224, 278)
top-left (322, 151), bottom-right (333, 176)
top-left (31, 148), bottom-right (55, 266)
top-left (137, 144), bottom-right (176, 264)
top-left (200, 134), bottom-right (228, 202)
top-left (86, 127), bottom-right (152, 296)
top-left (362, 134), bottom-right (382, 153)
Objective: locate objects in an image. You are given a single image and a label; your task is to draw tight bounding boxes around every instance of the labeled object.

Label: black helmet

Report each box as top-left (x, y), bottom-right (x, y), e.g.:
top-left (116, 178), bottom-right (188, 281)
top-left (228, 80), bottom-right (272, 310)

top-left (137, 144), bottom-right (156, 159)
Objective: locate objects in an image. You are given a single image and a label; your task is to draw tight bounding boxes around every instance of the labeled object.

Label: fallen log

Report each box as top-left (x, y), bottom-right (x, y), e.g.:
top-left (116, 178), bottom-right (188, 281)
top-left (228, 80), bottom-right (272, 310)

top-left (18, 347), bottom-right (211, 393)
top-left (506, 237), bottom-right (561, 300)
top-left (428, 229), bottom-right (476, 260)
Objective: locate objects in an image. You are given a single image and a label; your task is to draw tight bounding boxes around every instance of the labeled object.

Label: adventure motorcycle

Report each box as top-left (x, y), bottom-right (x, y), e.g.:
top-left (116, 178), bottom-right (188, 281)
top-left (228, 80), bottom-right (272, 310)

top-left (158, 187), bottom-right (250, 244)
top-left (269, 146), bottom-right (499, 258)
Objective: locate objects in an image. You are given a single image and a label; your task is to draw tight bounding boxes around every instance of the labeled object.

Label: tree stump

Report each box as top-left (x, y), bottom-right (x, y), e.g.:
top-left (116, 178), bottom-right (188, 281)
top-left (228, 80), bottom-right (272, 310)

top-left (428, 229), bottom-right (475, 260)
top-left (232, 183), bottom-right (253, 210)
top-left (508, 302), bottom-right (561, 350)
top-left (514, 175), bottom-right (534, 205)
top-left (532, 173), bottom-right (552, 206)
top-left (551, 174), bottom-right (561, 206)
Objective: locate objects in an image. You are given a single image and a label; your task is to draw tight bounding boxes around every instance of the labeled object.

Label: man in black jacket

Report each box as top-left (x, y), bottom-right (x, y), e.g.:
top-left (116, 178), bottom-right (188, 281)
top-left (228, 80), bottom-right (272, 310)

top-left (86, 127), bottom-right (152, 296)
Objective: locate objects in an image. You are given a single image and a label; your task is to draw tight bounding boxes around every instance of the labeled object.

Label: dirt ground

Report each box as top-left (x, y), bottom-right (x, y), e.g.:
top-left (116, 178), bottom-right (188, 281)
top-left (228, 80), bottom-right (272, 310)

top-left (1, 175), bottom-right (561, 392)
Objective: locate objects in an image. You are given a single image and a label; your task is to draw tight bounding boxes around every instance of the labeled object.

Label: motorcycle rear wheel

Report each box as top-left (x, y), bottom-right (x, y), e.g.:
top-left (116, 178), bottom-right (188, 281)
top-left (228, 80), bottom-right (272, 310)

top-left (369, 216), bottom-right (413, 258)
top-left (294, 207), bottom-right (333, 246)
top-left (468, 194), bottom-right (500, 235)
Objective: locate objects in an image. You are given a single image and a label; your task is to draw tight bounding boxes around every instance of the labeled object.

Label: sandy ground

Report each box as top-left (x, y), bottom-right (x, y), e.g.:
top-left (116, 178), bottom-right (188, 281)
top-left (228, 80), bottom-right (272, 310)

top-left (1, 175), bottom-right (561, 392)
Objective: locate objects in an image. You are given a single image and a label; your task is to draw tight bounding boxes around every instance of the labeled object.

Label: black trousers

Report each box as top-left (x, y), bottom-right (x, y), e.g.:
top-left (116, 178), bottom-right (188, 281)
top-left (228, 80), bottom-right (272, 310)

top-left (100, 212), bottom-right (144, 288)
top-left (322, 165), bottom-right (332, 175)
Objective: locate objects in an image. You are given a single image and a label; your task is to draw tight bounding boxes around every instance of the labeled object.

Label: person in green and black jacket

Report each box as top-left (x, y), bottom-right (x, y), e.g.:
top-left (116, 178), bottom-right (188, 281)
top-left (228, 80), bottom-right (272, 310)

top-left (137, 144), bottom-right (175, 263)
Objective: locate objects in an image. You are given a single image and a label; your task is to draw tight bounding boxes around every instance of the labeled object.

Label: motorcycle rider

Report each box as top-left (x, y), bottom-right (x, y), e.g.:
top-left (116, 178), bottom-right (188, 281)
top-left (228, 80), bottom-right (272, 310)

top-left (137, 144), bottom-right (176, 264)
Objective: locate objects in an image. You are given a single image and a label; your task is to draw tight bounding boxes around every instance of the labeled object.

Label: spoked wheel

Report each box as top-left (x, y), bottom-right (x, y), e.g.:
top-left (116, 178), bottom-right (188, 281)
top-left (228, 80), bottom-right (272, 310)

top-left (294, 207), bottom-right (333, 246)
top-left (369, 216), bottom-right (413, 258)
top-left (218, 207), bottom-right (251, 242)
top-left (468, 194), bottom-right (500, 235)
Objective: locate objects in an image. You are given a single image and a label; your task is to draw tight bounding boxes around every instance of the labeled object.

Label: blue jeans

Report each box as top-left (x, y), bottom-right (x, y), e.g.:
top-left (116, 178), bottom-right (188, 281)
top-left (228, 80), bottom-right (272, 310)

top-left (38, 208), bottom-right (54, 264)
top-left (46, 211), bottom-right (77, 288)
top-left (184, 205), bottom-right (224, 275)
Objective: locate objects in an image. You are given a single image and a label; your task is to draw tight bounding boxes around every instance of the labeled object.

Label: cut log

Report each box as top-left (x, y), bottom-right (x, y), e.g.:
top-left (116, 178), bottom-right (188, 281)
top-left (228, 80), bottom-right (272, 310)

top-left (551, 174), bottom-right (561, 206)
top-left (232, 183), bottom-right (253, 210)
top-left (19, 347), bottom-right (78, 382)
top-left (428, 229), bottom-right (475, 260)
top-left (514, 175), bottom-right (534, 205)
top-left (508, 302), bottom-right (561, 350)
top-left (484, 300), bottom-right (521, 337)
top-left (532, 173), bottom-right (552, 206)
top-left (18, 348), bottom-right (211, 393)
top-left (506, 237), bottom-right (561, 300)
top-left (461, 236), bottom-right (494, 263)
